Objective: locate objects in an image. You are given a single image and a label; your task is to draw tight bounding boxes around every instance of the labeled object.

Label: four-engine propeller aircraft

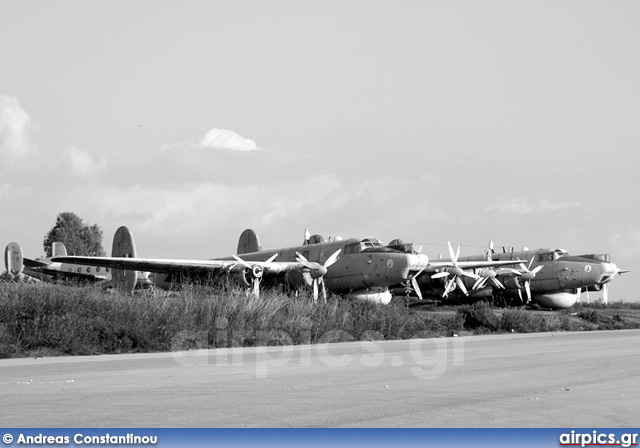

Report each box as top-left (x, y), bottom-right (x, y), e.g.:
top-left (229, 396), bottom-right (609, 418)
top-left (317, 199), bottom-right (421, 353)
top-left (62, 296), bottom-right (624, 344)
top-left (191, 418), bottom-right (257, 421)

top-left (411, 241), bottom-right (628, 309)
top-left (52, 227), bottom-right (525, 303)
top-left (3, 241), bottom-right (151, 289)
top-left (4, 241), bottom-right (112, 283)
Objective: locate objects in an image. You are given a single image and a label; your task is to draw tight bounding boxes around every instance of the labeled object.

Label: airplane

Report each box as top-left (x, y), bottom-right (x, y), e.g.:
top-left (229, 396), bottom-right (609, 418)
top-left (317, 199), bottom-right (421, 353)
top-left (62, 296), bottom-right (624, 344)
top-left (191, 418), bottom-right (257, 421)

top-left (3, 240), bottom-right (152, 290)
top-left (408, 241), bottom-right (628, 309)
top-left (52, 226), bottom-right (525, 303)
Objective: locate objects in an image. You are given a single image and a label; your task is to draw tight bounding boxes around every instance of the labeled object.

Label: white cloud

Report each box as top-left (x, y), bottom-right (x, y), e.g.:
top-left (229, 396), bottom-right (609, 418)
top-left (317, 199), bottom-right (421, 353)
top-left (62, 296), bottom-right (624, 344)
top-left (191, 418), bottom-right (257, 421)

top-left (63, 146), bottom-right (108, 177)
top-left (485, 197), bottom-right (582, 215)
top-left (161, 128), bottom-right (261, 151)
top-left (0, 94), bottom-right (35, 159)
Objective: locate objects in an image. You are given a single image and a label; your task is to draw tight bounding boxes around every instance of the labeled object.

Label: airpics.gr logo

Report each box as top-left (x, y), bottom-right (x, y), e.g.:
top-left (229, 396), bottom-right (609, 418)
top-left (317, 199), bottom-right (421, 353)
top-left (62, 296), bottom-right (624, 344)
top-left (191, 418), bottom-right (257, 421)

top-left (559, 430), bottom-right (638, 448)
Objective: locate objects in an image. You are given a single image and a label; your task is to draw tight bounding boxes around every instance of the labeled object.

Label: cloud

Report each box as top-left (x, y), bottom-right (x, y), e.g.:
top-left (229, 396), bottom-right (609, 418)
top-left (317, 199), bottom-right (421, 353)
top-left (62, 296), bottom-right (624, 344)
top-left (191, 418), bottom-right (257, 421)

top-left (0, 94), bottom-right (35, 159)
top-left (161, 128), bottom-right (261, 151)
top-left (63, 146), bottom-right (108, 177)
top-left (484, 197), bottom-right (583, 215)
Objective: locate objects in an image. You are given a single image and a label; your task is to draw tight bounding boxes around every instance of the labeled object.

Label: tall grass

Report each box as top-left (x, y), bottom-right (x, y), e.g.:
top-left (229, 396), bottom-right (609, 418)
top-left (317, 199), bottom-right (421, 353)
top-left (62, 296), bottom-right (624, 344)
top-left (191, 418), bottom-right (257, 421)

top-left (0, 283), bottom-right (462, 358)
top-left (1, 283), bottom-right (638, 359)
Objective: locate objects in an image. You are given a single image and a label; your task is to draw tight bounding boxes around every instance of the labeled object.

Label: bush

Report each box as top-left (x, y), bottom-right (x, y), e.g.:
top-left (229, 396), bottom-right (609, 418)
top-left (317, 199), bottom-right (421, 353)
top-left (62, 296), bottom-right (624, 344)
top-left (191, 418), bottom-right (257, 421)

top-left (457, 303), bottom-right (500, 332)
top-left (1, 283), bottom-right (639, 359)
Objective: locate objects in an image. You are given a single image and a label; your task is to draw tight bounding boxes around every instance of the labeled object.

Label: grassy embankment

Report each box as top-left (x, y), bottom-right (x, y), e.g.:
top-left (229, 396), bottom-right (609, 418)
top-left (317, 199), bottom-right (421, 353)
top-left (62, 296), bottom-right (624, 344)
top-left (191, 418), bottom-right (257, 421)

top-left (1, 282), bottom-right (639, 359)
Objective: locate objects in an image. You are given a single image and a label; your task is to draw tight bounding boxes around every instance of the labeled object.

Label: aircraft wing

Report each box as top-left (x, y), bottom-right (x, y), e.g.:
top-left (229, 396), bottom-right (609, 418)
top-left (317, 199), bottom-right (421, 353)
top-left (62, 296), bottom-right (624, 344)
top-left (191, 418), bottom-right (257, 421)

top-left (426, 259), bottom-right (527, 271)
top-left (47, 269), bottom-right (109, 281)
top-left (24, 265), bottom-right (109, 281)
top-left (51, 256), bottom-right (296, 276)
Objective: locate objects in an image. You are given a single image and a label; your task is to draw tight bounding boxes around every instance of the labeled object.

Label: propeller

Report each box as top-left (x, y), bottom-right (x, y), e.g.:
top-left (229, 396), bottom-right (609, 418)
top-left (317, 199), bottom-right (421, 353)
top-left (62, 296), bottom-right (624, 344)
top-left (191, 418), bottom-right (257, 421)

top-left (511, 258), bottom-right (543, 304)
top-left (431, 242), bottom-right (479, 297)
top-left (295, 249), bottom-right (341, 302)
top-left (472, 268), bottom-right (505, 291)
top-left (601, 267), bottom-right (628, 283)
top-left (597, 265), bottom-right (628, 305)
top-left (231, 255), bottom-right (267, 297)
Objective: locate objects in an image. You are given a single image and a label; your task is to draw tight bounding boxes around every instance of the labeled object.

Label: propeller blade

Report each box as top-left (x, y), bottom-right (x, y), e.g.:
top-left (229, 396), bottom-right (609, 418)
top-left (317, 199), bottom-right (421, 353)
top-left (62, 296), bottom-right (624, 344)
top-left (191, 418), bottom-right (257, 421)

top-left (252, 278), bottom-right (260, 297)
top-left (295, 252), bottom-right (308, 263)
top-left (456, 276), bottom-right (468, 295)
top-left (232, 254), bottom-right (249, 268)
top-left (443, 278), bottom-right (456, 297)
top-left (447, 241), bottom-right (456, 262)
top-left (411, 276), bottom-right (423, 301)
top-left (266, 253), bottom-right (278, 263)
top-left (446, 241), bottom-right (462, 267)
top-left (313, 279), bottom-right (319, 302)
top-left (524, 281), bottom-right (531, 303)
top-left (460, 270), bottom-right (480, 279)
top-left (531, 265), bottom-right (543, 275)
top-left (473, 277), bottom-right (487, 290)
top-left (490, 277), bottom-right (505, 289)
top-left (324, 249), bottom-right (341, 268)
top-left (320, 277), bottom-right (327, 302)
top-left (432, 271), bottom-right (450, 279)
top-left (518, 262), bottom-right (528, 271)
top-left (603, 282), bottom-right (609, 304)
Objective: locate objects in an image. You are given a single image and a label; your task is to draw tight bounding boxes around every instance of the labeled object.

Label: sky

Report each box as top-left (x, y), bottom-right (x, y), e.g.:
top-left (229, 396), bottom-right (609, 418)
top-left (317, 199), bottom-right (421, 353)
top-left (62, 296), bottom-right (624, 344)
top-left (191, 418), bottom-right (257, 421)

top-left (1, 0), bottom-right (638, 302)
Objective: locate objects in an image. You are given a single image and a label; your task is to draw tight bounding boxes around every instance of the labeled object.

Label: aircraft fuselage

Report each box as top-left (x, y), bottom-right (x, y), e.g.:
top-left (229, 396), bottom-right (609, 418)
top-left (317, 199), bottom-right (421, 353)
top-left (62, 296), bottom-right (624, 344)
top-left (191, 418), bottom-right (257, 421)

top-left (222, 237), bottom-right (430, 300)
top-left (461, 249), bottom-right (619, 293)
top-left (441, 248), bottom-right (621, 308)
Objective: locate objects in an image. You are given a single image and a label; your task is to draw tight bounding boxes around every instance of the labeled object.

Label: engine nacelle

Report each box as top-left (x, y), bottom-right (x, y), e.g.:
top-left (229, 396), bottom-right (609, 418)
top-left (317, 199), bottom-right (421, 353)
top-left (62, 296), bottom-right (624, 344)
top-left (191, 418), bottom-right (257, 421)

top-left (500, 276), bottom-right (523, 291)
top-left (236, 264), bottom-right (264, 287)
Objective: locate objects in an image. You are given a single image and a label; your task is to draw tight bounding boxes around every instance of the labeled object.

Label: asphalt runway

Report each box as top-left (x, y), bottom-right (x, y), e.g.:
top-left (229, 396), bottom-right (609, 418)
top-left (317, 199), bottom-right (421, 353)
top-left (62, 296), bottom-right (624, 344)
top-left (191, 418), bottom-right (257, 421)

top-left (1, 330), bottom-right (638, 427)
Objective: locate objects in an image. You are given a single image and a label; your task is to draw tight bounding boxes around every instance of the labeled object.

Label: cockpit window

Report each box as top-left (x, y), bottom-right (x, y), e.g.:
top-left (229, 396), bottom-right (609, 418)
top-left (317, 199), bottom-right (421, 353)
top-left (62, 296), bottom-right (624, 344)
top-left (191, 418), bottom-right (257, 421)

top-left (554, 249), bottom-right (569, 258)
top-left (538, 252), bottom-right (554, 262)
top-left (361, 238), bottom-right (383, 248)
top-left (538, 249), bottom-right (570, 262)
top-left (344, 243), bottom-right (360, 255)
top-left (344, 238), bottom-right (384, 254)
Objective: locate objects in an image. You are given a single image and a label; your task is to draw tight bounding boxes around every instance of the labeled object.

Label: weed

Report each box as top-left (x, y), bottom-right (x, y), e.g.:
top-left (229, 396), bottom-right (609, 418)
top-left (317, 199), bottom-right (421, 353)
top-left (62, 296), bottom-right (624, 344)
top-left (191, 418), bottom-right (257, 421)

top-left (1, 282), bottom-right (639, 359)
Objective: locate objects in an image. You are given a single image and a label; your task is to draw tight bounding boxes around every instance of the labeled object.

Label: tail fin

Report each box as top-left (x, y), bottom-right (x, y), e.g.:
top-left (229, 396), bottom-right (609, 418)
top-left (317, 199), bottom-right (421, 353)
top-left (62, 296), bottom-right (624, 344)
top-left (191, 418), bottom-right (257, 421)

top-left (4, 242), bottom-right (24, 275)
top-left (111, 226), bottom-right (138, 293)
top-left (52, 242), bottom-right (68, 257)
top-left (237, 229), bottom-right (261, 255)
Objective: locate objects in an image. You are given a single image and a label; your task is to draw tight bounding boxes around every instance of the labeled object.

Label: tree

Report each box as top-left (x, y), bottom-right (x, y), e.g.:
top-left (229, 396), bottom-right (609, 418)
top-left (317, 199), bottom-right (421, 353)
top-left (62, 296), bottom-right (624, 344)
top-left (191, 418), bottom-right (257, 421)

top-left (43, 212), bottom-right (106, 257)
